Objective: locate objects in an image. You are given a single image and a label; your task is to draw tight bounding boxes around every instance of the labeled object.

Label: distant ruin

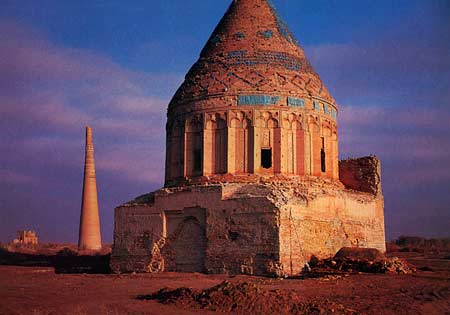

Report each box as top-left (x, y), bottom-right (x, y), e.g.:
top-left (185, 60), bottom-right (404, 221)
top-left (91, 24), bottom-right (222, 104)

top-left (13, 230), bottom-right (38, 245)
top-left (111, 0), bottom-right (385, 276)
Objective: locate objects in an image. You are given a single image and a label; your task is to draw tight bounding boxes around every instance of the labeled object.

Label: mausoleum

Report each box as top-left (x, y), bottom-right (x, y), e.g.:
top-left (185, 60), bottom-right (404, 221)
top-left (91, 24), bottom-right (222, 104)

top-left (111, 0), bottom-right (385, 276)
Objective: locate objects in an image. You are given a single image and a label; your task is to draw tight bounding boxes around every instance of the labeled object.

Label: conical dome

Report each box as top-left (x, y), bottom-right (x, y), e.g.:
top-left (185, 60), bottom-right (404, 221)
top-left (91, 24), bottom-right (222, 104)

top-left (165, 0), bottom-right (339, 187)
top-left (169, 0), bottom-right (335, 111)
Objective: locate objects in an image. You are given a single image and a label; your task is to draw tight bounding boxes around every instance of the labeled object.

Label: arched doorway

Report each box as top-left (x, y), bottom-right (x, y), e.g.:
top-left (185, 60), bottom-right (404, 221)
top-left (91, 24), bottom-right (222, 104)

top-left (172, 216), bottom-right (206, 272)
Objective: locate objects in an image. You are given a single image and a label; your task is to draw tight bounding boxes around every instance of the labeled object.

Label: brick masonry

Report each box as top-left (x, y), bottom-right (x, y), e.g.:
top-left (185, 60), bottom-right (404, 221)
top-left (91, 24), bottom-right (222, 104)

top-left (339, 156), bottom-right (382, 196)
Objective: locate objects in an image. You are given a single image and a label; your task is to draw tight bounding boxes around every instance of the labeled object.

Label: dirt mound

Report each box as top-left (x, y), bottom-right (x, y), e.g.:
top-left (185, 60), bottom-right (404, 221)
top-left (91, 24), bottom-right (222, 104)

top-left (139, 281), bottom-right (357, 314)
top-left (334, 247), bottom-right (386, 262)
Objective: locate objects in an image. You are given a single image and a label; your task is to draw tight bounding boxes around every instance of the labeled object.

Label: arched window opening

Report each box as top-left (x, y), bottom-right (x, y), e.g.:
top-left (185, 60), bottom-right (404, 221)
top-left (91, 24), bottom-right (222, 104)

top-left (320, 137), bottom-right (326, 173)
top-left (261, 148), bottom-right (272, 169)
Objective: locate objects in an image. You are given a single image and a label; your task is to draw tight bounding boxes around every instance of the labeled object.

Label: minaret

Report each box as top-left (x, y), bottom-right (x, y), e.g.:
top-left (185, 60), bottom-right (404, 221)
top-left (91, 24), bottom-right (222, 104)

top-left (78, 126), bottom-right (102, 250)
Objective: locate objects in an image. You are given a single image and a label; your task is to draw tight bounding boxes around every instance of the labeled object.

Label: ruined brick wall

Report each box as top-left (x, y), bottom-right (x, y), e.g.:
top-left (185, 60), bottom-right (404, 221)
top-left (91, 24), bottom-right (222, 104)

top-left (111, 202), bottom-right (164, 273)
top-left (206, 185), bottom-right (281, 276)
top-left (111, 185), bottom-right (281, 276)
top-left (262, 178), bottom-right (386, 275)
top-left (278, 190), bottom-right (385, 275)
top-left (112, 180), bottom-right (385, 277)
top-left (14, 230), bottom-right (38, 245)
top-left (339, 156), bottom-right (382, 195)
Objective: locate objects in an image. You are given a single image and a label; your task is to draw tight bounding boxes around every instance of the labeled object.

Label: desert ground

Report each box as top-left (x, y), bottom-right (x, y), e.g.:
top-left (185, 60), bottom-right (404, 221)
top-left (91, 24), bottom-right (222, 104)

top-left (0, 242), bottom-right (449, 315)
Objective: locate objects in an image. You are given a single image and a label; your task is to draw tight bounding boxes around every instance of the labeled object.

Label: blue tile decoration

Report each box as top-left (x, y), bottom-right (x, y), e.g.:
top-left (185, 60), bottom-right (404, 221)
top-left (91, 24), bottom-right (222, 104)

top-left (287, 97), bottom-right (305, 107)
top-left (259, 30), bottom-right (273, 39)
top-left (210, 36), bottom-right (221, 44)
top-left (313, 101), bottom-right (320, 111)
top-left (265, 0), bottom-right (299, 45)
top-left (277, 20), bottom-right (291, 42)
top-left (226, 50), bottom-right (311, 72)
top-left (235, 32), bottom-right (246, 39)
top-left (228, 50), bottom-right (248, 58)
top-left (238, 95), bottom-right (281, 105)
top-left (331, 109), bottom-right (337, 119)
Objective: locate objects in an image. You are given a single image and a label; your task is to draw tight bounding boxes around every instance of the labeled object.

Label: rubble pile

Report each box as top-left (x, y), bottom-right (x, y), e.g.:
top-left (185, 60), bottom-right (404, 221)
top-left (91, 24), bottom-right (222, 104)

top-left (384, 256), bottom-right (416, 274)
top-left (306, 247), bottom-right (415, 276)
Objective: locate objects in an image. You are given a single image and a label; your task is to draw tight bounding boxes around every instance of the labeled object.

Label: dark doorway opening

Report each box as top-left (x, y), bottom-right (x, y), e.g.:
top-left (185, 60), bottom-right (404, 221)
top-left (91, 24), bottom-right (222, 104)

top-left (320, 137), bottom-right (326, 172)
top-left (193, 149), bottom-right (202, 172)
top-left (261, 148), bottom-right (272, 169)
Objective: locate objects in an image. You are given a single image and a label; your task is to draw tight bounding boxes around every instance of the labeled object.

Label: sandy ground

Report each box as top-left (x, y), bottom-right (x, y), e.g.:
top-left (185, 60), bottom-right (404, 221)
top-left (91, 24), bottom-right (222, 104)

top-left (0, 253), bottom-right (449, 315)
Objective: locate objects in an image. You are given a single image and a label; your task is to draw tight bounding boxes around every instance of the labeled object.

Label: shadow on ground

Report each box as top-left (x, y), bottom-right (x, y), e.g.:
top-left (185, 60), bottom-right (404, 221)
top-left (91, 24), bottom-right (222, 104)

top-left (0, 247), bottom-right (111, 274)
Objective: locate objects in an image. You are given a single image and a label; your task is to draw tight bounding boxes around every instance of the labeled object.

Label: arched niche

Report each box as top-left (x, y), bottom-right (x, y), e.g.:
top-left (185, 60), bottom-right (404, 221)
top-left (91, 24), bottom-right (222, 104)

top-left (204, 113), bottom-right (228, 175)
top-left (230, 116), bottom-right (253, 174)
top-left (331, 124), bottom-right (339, 179)
top-left (308, 116), bottom-right (321, 177)
top-left (185, 116), bottom-right (203, 177)
top-left (162, 215), bottom-right (207, 272)
top-left (293, 120), bottom-right (305, 175)
top-left (321, 121), bottom-right (333, 178)
top-left (166, 119), bottom-right (185, 181)
top-left (255, 112), bottom-right (281, 174)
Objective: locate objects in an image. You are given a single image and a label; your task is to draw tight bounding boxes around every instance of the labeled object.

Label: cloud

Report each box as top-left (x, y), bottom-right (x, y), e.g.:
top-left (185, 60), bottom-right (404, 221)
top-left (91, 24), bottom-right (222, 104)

top-left (0, 20), bottom-right (177, 185)
top-left (305, 38), bottom-right (450, 106)
top-left (0, 169), bottom-right (35, 185)
top-left (339, 105), bottom-right (450, 184)
top-left (305, 27), bottom-right (450, 193)
top-left (0, 19), bottom-right (181, 242)
top-left (97, 145), bottom-right (165, 183)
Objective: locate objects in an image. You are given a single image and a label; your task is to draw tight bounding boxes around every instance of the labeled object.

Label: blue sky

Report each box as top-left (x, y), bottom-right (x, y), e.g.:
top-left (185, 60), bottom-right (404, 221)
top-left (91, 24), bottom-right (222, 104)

top-left (1, 0), bottom-right (449, 243)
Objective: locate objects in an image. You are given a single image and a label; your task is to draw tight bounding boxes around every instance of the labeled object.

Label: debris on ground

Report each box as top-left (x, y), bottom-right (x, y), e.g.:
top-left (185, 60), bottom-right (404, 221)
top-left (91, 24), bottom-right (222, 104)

top-left (303, 247), bottom-right (415, 277)
top-left (384, 256), bottom-right (416, 274)
top-left (138, 281), bottom-right (358, 315)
